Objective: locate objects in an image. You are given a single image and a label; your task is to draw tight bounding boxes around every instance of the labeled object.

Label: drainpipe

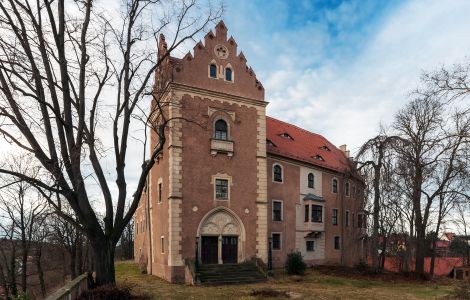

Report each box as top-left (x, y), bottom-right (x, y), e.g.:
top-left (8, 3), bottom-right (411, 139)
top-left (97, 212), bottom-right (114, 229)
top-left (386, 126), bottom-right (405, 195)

top-left (340, 174), bottom-right (345, 266)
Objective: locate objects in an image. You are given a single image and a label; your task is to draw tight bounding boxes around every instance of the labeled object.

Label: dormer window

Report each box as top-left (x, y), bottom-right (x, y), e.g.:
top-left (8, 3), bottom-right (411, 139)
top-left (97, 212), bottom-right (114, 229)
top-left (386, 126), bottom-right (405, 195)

top-left (313, 155), bottom-right (324, 161)
top-left (225, 67), bottom-right (232, 81)
top-left (214, 119), bottom-right (228, 140)
top-left (266, 139), bottom-right (277, 147)
top-left (320, 145), bottom-right (331, 151)
top-left (209, 64), bottom-right (217, 78)
top-left (280, 132), bottom-right (293, 140)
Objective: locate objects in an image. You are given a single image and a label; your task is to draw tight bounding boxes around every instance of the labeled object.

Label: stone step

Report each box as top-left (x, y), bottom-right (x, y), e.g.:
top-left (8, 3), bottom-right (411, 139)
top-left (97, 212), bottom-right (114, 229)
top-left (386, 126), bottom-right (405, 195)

top-left (197, 262), bottom-right (267, 286)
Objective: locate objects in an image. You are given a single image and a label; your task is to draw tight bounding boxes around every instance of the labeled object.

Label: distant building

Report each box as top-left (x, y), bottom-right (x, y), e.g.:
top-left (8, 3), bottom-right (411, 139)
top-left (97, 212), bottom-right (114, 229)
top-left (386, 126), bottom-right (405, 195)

top-left (134, 21), bottom-right (366, 283)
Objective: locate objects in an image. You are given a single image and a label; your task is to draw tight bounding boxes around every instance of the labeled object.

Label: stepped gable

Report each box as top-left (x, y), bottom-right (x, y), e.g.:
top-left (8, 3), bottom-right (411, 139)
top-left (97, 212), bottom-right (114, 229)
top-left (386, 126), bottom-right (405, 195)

top-left (159, 21), bottom-right (265, 101)
top-left (266, 116), bottom-right (352, 173)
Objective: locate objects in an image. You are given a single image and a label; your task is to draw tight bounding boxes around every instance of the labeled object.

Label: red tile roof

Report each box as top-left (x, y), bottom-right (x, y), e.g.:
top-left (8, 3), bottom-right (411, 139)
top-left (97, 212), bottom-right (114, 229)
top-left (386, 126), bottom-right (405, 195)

top-left (266, 117), bottom-right (352, 173)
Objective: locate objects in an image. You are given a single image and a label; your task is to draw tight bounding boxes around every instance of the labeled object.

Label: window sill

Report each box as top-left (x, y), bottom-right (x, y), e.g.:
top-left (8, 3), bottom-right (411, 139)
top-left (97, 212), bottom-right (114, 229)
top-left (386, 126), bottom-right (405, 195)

top-left (210, 138), bottom-right (234, 158)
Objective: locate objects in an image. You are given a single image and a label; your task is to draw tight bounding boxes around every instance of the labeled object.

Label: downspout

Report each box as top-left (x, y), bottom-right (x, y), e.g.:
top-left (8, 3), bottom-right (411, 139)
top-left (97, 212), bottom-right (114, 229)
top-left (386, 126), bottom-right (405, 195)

top-left (340, 174), bottom-right (345, 265)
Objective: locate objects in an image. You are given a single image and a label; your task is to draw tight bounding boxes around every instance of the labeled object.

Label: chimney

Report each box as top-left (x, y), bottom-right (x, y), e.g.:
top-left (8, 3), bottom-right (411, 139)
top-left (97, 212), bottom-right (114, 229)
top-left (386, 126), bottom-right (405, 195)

top-left (339, 144), bottom-right (350, 158)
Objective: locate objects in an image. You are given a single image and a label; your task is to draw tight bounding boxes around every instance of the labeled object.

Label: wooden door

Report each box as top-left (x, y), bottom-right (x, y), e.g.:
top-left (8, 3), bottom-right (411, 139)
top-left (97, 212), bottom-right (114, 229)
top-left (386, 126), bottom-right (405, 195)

top-left (222, 236), bottom-right (238, 264)
top-left (201, 236), bottom-right (218, 264)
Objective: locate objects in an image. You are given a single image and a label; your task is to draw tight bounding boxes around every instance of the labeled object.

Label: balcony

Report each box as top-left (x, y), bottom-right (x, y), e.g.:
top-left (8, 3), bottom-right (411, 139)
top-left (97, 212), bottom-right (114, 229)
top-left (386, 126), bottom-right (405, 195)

top-left (210, 138), bottom-right (234, 158)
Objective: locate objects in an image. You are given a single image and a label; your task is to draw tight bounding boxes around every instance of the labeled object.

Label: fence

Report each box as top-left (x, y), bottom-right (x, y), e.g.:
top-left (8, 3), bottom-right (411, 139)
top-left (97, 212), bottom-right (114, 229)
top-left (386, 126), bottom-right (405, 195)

top-left (45, 273), bottom-right (88, 300)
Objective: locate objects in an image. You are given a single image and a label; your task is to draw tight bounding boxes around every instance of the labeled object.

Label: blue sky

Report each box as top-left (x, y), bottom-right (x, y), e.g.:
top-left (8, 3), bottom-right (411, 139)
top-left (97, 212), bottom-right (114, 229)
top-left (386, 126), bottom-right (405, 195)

top-left (215, 0), bottom-right (470, 153)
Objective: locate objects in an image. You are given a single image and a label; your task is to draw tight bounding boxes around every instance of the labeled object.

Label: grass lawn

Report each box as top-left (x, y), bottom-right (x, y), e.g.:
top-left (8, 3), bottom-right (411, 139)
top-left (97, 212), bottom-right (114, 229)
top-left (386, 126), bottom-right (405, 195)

top-left (115, 261), bottom-right (456, 299)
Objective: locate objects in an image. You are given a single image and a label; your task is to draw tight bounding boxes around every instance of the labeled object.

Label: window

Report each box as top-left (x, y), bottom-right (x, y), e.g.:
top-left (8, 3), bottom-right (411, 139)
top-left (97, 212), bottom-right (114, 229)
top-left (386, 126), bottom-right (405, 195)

top-left (273, 164), bottom-right (283, 182)
top-left (280, 132), bottom-right (293, 140)
top-left (304, 205), bottom-right (309, 222)
top-left (345, 181), bottom-right (350, 196)
top-left (352, 185), bottom-right (357, 196)
top-left (332, 179), bottom-right (338, 193)
top-left (307, 173), bottom-right (314, 188)
top-left (215, 179), bottom-right (228, 200)
top-left (345, 211), bottom-right (349, 226)
top-left (225, 67), bottom-right (232, 81)
top-left (272, 201), bottom-right (283, 221)
top-left (332, 209), bottom-right (338, 225)
top-left (161, 236), bottom-right (165, 254)
top-left (313, 155), bottom-right (324, 161)
top-left (352, 213), bottom-right (355, 228)
top-left (306, 240), bottom-right (315, 252)
top-left (158, 182), bottom-right (162, 203)
top-left (214, 119), bottom-right (228, 140)
top-left (334, 236), bottom-right (341, 250)
top-left (209, 64), bottom-right (217, 78)
top-left (311, 205), bottom-right (323, 223)
top-left (271, 233), bottom-right (281, 250)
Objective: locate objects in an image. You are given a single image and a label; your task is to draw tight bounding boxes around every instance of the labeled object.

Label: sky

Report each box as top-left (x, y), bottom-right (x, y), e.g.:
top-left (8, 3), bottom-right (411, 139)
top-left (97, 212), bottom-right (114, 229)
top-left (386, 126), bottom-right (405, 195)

top-left (1, 0), bottom-right (470, 226)
top-left (213, 0), bottom-right (470, 154)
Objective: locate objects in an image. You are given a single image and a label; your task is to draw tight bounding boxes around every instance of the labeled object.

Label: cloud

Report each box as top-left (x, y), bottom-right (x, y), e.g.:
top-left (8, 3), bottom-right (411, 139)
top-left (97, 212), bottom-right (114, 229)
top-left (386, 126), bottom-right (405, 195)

top-left (225, 0), bottom-right (470, 154)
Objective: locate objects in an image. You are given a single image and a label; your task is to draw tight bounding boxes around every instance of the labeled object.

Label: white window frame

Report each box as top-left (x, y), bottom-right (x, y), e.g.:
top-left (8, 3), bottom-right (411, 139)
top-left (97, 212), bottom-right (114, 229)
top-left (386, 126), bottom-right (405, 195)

top-left (306, 240), bottom-right (315, 252)
top-left (157, 177), bottom-right (163, 204)
top-left (211, 173), bottom-right (232, 201)
top-left (272, 163), bottom-right (284, 183)
top-left (272, 200), bottom-right (283, 222)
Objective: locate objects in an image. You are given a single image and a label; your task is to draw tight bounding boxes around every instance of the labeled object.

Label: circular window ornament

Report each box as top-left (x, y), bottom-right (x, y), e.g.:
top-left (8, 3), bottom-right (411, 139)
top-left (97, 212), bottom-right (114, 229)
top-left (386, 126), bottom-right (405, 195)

top-left (214, 44), bottom-right (229, 59)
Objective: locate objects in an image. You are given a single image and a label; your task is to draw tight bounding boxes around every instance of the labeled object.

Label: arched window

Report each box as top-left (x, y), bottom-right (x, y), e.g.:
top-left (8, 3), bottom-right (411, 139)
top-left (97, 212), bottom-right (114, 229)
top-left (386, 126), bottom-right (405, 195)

top-left (214, 119), bottom-right (228, 140)
top-left (308, 173), bottom-right (314, 188)
top-left (210, 64), bottom-right (217, 78)
top-left (332, 178), bottom-right (338, 193)
top-left (225, 67), bottom-right (232, 81)
top-left (273, 164), bottom-right (283, 182)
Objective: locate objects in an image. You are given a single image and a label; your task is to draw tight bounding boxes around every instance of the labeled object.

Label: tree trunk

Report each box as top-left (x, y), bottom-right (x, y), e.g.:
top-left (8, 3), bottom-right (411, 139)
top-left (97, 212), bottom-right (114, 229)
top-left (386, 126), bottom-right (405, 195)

top-left (35, 248), bottom-right (46, 298)
top-left (93, 239), bottom-right (116, 286)
top-left (21, 248), bottom-right (27, 293)
top-left (371, 163), bottom-right (382, 272)
top-left (415, 226), bottom-right (426, 275)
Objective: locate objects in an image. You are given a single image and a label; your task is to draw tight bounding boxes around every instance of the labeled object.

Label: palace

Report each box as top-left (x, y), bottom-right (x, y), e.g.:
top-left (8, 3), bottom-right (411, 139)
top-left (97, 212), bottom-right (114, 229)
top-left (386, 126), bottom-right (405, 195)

top-left (134, 21), bottom-right (366, 283)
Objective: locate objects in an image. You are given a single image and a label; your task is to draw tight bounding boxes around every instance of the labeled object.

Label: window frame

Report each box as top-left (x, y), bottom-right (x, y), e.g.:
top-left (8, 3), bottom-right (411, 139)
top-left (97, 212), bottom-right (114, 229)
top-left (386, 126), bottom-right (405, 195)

top-left (209, 64), bottom-right (217, 78)
top-left (272, 200), bottom-right (283, 222)
top-left (215, 178), bottom-right (229, 200)
top-left (304, 204), bottom-right (309, 222)
top-left (332, 208), bottom-right (338, 225)
top-left (158, 182), bottom-right (163, 204)
top-left (345, 210), bottom-right (350, 227)
top-left (160, 236), bottom-right (165, 254)
top-left (345, 180), bottom-right (350, 197)
top-left (332, 178), bottom-right (338, 194)
top-left (271, 232), bottom-right (282, 251)
top-left (307, 173), bottom-right (314, 189)
top-left (306, 240), bottom-right (315, 252)
top-left (225, 67), bottom-right (232, 81)
top-left (214, 118), bottom-right (229, 140)
top-left (311, 204), bottom-right (323, 223)
top-left (334, 236), bottom-right (341, 250)
top-left (272, 163), bottom-right (283, 183)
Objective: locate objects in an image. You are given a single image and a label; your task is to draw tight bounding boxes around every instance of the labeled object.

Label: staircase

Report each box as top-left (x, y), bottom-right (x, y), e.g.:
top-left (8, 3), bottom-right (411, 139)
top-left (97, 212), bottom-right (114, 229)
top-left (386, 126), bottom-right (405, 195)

top-left (197, 262), bottom-right (267, 285)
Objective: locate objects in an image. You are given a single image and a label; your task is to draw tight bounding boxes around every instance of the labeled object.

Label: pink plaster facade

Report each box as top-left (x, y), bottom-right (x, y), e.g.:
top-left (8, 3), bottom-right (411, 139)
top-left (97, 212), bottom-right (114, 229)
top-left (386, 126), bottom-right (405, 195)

top-left (134, 21), bottom-right (366, 283)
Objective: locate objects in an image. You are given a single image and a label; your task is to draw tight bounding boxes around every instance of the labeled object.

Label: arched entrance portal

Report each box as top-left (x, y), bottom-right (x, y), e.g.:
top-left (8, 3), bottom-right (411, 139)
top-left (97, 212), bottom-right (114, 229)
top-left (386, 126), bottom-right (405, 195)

top-left (197, 207), bottom-right (245, 264)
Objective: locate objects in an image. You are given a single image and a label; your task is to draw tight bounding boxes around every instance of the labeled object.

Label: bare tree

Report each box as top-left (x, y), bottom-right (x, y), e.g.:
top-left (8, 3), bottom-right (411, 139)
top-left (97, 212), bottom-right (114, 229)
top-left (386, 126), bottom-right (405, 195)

top-left (356, 132), bottom-right (404, 272)
top-left (0, 155), bottom-right (47, 294)
top-left (393, 78), bottom-right (470, 276)
top-left (0, 0), bottom-right (221, 285)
